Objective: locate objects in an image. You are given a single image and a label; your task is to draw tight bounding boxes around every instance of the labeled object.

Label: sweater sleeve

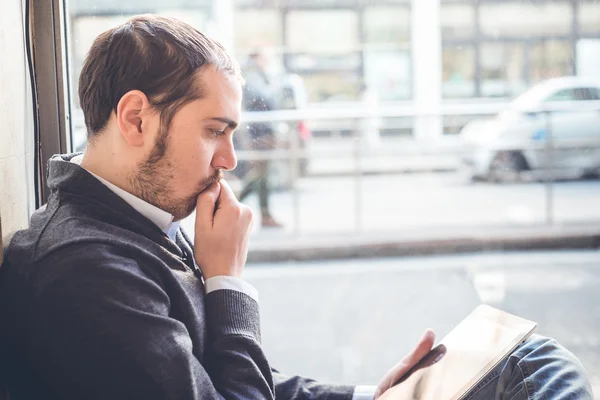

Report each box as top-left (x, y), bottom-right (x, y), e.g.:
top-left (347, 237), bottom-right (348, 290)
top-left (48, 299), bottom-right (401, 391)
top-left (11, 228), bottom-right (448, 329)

top-left (272, 370), bottom-right (355, 400)
top-left (26, 244), bottom-right (274, 400)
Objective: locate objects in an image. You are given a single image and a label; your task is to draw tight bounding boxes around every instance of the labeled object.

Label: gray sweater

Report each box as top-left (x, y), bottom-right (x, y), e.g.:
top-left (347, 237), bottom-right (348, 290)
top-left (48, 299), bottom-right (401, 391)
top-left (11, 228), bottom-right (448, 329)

top-left (0, 154), bottom-right (354, 400)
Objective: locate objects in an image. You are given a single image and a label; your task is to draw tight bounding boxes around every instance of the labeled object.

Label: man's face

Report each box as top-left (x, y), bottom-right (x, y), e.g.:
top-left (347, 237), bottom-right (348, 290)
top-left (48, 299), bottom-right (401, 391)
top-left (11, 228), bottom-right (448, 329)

top-left (131, 66), bottom-right (241, 220)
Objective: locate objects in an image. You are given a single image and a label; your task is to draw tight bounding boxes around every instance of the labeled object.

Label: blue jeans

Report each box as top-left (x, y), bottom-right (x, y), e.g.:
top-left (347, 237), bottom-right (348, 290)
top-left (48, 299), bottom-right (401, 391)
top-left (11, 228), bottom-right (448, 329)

top-left (464, 334), bottom-right (593, 400)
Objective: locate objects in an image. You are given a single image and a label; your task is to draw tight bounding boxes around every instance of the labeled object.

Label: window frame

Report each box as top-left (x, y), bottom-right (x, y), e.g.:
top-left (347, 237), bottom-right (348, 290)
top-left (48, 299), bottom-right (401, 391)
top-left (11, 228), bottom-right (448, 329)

top-left (33, 0), bottom-right (72, 203)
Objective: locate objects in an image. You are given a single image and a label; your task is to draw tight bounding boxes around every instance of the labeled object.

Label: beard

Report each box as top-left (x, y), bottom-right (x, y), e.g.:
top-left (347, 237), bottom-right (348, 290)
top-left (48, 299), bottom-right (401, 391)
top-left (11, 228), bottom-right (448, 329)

top-left (130, 127), bottom-right (222, 221)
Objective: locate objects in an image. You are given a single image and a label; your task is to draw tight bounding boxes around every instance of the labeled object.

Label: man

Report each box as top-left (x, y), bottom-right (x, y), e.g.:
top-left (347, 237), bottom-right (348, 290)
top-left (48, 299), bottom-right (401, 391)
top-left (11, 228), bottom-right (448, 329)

top-left (238, 50), bottom-right (282, 228)
top-left (0, 15), bottom-right (592, 400)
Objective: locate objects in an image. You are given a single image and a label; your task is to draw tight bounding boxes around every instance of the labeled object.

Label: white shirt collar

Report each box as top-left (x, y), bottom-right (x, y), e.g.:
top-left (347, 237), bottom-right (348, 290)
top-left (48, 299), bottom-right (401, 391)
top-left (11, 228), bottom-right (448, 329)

top-left (71, 155), bottom-right (180, 241)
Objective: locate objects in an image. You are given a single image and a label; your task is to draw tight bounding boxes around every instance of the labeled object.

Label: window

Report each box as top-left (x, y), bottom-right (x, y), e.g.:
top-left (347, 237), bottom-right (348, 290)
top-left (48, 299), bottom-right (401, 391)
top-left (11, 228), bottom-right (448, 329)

top-left (440, 3), bottom-right (475, 40)
top-left (530, 40), bottom-right (573, 83)
top-left (363, 50), bottom-right (412, 101)
top-left (547, 89), bottom-right (578, 102)
top-left (545, 87), bottom-right (600, 103)
top-left (17, 0), bottom-right (599, 396)
top-left (586, 87), bottom-right (600, 100)
top-left (479, 2), bottom-right (572, 37)
top-left (287, 10), bottom-right (358, 53)
top-left (480, 43), bottom-right (526, 98)
top-left (579, 2), bottom-right (600, 35)
top-left (233, 10), bottom-right (282, 51)
top-left (364, 7), bottom-right (410, 44)
top-left (442, 45), bottom-right (475, 98)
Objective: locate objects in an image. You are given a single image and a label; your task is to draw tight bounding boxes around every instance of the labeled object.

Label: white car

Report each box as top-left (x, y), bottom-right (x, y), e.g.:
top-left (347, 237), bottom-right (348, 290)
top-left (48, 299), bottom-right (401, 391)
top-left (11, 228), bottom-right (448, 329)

top-left (460, 77), bottom-right (600, 182)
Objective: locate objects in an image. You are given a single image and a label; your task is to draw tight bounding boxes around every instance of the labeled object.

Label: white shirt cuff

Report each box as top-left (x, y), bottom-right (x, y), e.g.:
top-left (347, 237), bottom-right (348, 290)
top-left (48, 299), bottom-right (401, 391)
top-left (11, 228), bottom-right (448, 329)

top-left (204, 276), bottom-right (259, 303)
top-left (352, 385), bottom-right (377, 400)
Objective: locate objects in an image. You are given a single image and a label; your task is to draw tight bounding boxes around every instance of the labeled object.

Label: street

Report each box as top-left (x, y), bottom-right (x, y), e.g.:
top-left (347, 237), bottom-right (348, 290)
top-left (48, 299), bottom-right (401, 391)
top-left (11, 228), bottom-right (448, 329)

top-left (244, 250), bottom-right (600, 396)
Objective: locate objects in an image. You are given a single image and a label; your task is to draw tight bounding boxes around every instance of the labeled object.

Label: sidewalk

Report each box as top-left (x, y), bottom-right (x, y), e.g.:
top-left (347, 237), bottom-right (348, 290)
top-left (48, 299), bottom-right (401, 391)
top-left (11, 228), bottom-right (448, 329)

top-left (247, 224), bottom-right (600, 263)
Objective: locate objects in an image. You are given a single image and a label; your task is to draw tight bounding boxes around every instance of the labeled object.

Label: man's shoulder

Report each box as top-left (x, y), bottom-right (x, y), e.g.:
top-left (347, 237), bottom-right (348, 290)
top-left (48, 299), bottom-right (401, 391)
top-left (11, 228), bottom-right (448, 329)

top-left (7, 195), bottom-right (161, 264)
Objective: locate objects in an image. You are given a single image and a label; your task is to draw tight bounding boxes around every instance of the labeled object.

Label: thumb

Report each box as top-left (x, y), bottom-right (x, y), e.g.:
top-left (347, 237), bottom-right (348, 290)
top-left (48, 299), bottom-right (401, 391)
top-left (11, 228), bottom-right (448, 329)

top-left (404, 329), bottom-right (436, 367)
top-left (195, 182), bottom-right (222, 227)
top-left (374, 329), bottom-right (436, 399)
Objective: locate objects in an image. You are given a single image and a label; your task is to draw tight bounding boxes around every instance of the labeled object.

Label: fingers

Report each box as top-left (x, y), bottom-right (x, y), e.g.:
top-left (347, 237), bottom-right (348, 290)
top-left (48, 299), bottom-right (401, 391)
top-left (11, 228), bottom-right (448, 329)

top-left (404, 329), bottom-right (436, 367)
top-left (217, 179), bottom-right (237, 206)
top-left (374, 329), bottom-right (436, 399)
top-left (195, 182), bottom-right (222, 227)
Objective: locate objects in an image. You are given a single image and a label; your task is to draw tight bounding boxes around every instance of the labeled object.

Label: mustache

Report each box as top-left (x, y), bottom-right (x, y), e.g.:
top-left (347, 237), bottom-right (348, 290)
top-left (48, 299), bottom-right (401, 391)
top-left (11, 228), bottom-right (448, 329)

top-left (199, 170), bottom-right (223, 192)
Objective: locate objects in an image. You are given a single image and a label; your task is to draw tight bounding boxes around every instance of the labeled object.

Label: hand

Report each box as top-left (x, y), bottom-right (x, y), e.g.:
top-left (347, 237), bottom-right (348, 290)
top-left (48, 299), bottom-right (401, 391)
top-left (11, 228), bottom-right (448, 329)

top-left (193, 180), bottom-right (254, 279)
top-left (374, 329), bottom-right (436, 399)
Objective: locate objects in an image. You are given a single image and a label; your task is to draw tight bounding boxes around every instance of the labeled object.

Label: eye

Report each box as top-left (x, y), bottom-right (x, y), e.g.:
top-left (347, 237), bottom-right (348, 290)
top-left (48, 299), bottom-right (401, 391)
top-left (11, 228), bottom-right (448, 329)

top-left (210, 129), bottom-right (226, 137)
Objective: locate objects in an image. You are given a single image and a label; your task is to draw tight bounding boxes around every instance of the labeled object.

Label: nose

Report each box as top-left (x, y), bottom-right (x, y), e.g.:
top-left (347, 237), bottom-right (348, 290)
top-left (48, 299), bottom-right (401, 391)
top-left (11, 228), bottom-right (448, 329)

top-left (212, 139), bottom-right (237, 171)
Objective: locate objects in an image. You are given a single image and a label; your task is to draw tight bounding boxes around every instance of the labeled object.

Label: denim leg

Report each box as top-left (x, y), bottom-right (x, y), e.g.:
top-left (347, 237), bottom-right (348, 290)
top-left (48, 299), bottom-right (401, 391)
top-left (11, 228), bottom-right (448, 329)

top-left (464, 334), bottom-right (593, 400)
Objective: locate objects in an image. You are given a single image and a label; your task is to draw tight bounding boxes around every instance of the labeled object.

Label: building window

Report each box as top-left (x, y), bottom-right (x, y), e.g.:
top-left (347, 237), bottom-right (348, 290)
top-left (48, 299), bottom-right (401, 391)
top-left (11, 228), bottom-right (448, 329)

top-left (440, 3), bottom-right (475, 40)
top-left (442, 45), bottom-right (476, 98)
top-left (364, 7), bottom-right (410, 45)
top-left (480, 43), bottom-right (526, 98)
top-left (287, 10), bottom-right (358, 53)
top-left (530, 40), bottom-right (573, 83)
top-left (234, 10), bottom-right (283, 52)
top-left (364, 50), bottom-right (412, 101)
top-left (579, 2), bottom-right (600, 35)
top-left (479, 2), bottom-right (572, 38)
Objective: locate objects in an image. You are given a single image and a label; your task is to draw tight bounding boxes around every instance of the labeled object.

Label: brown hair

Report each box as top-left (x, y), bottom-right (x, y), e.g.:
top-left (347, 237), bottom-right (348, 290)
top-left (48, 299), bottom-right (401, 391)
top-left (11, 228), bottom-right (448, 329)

top-left (78, 14), bottom-right (242, 138)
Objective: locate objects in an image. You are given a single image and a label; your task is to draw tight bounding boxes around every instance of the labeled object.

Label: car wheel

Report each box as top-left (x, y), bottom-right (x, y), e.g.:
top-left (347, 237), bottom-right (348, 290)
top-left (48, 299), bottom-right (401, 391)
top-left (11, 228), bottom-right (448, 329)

top-left (487, 151), bottom-right (529, 183)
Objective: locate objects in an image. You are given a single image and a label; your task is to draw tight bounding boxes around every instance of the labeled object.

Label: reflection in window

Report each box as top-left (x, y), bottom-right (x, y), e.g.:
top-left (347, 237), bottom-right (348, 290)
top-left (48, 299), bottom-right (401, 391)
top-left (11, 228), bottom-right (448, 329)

top-left (440, 4), bottom-right (474, 39)
top-left (479, 2), bottom-right (571, 37)
top-left (578, 3), bottom-right (600, 34)
top-left (287, 10), bottom-right (358, 52)
top-left (481, 43), bottom-right (526, 98)
top-left (442, 46), bottom-right (475, 98)
top-left (364, 7), bottom-right (410, 44)
top-left (530, 41), bottom-right (573, 83)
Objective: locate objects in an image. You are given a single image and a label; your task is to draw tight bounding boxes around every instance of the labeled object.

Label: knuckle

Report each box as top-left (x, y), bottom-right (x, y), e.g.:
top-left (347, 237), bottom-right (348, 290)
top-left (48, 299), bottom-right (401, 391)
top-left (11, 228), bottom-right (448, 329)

top-left (231, 205), bottom-right (243, 218)
top-left (242, 206), bottom-right (254, 223)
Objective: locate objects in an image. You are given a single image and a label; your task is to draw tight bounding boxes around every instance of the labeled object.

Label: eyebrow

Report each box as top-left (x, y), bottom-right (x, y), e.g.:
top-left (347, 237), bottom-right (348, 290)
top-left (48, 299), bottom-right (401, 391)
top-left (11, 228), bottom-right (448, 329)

top-left (206, 117), bottom-right (238, 130)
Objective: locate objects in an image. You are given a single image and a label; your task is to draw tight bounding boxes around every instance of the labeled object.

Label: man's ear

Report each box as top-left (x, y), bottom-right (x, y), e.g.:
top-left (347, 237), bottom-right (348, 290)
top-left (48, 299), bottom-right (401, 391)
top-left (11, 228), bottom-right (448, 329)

top-left (116, 90), bottom-right (152, 147)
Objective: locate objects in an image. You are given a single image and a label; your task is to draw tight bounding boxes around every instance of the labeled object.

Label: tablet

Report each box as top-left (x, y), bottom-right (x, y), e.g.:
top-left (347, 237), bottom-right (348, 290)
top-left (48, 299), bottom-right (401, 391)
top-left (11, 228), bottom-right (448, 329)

top-left (380, 305), bottom-right (537, 400)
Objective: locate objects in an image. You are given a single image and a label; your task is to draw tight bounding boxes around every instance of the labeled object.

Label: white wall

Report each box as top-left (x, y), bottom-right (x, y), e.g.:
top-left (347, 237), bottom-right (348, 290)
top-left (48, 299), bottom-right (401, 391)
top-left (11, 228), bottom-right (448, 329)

top-left (0, 0), bottom-right (35, 258)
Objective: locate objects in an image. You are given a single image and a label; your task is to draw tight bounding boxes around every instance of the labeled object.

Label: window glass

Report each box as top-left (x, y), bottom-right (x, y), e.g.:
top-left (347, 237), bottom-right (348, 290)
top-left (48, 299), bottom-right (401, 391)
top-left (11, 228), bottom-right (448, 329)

top-left (579, 2), bottom-right (600, 34)
top-left (442, 45), bottom-right (475, 98)
top-left (298, 70), bottom-right (361, 102)
top-left (233, 10), bottom-right (282, 51)
top-left (479, 2), bottom-right (572, 37)
top-left (530, 40), bottom-right (573, 83)
top-left (591, 88), bottom-right (600, 100)
top-left (546, 89), bottom-right (578, 102)
top-left (364, 50), bottom-right (412, 101)
top-left (364, 7), bottom-right (410, 44)
top-left (481, 43), bottom-right (526, 98)
top-left (440, 3), bottom-right (474, 39)
top-left (56, 0), bottom-right (600, 394)
top-left (287, 10), bottom-right (358, 53)
top-left (578, 88), bottom-right (600, 101)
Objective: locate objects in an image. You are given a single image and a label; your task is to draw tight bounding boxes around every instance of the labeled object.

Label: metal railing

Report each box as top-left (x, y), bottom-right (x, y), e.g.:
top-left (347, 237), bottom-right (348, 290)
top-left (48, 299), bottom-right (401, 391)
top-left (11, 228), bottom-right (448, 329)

top-left (236, 101), bottom-right (600, 235)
